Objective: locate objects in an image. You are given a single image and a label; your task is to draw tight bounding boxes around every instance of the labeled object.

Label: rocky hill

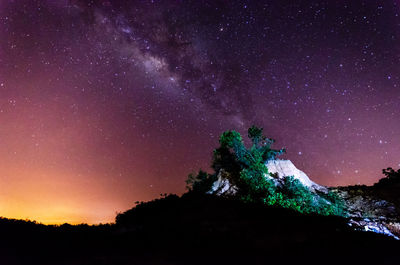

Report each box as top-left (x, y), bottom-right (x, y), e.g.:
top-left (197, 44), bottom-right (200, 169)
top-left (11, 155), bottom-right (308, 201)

top-left (1, 172), bottom-right (400, 264)
top-left (210, 159), bottom-right (400, 239)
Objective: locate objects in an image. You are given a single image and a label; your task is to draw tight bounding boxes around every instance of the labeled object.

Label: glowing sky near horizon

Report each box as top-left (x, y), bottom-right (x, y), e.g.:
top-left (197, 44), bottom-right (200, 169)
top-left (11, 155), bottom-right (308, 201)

top-left (0, 0), bottom-right (400, 224)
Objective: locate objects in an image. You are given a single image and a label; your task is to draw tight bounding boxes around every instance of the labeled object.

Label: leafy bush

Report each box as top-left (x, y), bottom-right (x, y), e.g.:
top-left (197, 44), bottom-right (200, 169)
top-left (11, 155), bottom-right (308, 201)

top-left (186, 170), bottom-right (217, 194)
top-left (273, 176), bottom-right (346, 216)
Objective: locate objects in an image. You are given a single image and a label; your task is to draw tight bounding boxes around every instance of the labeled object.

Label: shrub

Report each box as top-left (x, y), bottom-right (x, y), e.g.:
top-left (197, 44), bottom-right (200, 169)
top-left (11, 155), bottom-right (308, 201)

top-left (261, 176), bottom-right (346, 216)
top-left (186, 170), bottom-right (217, 194)
top-left (375, 167), bottom-right (400, 187)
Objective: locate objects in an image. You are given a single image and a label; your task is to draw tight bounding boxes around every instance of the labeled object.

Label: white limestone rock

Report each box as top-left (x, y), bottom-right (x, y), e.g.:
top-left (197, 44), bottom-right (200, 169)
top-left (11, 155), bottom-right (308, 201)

top-left (348, 218), bottom-right (400, 240)
top-left (266, 160), bottom-right (328, 193)
top-left (209, 170), bottom-right (238, 195)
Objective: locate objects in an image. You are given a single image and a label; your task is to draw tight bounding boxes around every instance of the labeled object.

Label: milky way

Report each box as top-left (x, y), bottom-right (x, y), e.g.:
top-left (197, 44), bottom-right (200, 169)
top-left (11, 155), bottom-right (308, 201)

top-left (0, 0), bottom-right (399, 224)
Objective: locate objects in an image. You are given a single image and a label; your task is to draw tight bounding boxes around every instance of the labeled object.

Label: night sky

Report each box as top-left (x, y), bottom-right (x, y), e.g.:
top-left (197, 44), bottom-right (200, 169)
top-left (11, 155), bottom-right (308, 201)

top-left (1, 0), bottom-right (399, 224)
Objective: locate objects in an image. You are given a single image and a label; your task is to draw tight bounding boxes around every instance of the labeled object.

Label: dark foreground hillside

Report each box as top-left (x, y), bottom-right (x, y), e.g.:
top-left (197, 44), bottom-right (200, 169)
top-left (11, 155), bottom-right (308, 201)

top-left (1, 194), bottom-right (399, 265)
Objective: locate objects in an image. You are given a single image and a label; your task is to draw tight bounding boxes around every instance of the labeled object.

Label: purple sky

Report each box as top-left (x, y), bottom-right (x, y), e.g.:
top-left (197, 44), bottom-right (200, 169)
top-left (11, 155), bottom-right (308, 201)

top-left (0, 0), bottom-right (399, 223)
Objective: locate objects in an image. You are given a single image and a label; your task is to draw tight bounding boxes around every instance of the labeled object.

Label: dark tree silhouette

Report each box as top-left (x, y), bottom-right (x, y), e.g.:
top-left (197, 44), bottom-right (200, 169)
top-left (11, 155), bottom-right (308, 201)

top-left (375, 167), bottom-right (400, 187)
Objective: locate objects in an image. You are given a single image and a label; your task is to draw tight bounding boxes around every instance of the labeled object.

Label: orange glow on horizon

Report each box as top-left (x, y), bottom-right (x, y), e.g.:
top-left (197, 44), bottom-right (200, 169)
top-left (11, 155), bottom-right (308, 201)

top-left (0, 168), bottom-right (119, 225)
top-left (0, 82), bottom-right (160, 224)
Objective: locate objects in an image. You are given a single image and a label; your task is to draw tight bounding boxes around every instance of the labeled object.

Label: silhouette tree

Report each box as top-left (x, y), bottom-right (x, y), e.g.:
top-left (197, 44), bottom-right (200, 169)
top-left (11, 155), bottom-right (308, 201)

top-left (186, 170), bottom-right (216, 194)
top-left (375, 167), bottom-right (400, 187)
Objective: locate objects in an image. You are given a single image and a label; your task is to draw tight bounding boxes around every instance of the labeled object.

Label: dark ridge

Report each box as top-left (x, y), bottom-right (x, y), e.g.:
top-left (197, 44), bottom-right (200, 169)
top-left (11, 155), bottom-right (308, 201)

top-left (1, 193), bottom-right (399, 265)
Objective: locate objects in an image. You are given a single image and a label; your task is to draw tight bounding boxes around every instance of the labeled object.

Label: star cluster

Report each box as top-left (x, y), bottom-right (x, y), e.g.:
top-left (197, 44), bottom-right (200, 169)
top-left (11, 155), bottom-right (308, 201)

top-left (0, 0), bottom-right (399, 224)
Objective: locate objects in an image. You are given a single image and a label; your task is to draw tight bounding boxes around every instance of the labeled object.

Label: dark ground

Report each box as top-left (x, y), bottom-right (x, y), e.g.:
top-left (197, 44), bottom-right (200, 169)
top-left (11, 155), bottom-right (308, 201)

top-left (1, 193), bottom-right (399, 265)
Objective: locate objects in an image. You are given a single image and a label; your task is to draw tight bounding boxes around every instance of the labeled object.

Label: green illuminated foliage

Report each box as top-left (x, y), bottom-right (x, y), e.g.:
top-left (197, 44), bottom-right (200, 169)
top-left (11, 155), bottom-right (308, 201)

top-left (219, 130), bottom-right (243, 149)
top-left (275, 176), bottom-right (346, 216)
top-left (211, 126), bottom-right (284, 201)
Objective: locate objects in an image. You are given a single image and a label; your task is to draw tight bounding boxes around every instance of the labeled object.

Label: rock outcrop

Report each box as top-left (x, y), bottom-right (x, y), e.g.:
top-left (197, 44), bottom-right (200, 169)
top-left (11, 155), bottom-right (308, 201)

top-left (209, 170), bottom-right (238, 196)
top-left (210, 159), bottom-right (326, 195)
top-left (265, 160), bottom-right (328, 193)
top-left (333, 186), bottom-right (400, 239)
